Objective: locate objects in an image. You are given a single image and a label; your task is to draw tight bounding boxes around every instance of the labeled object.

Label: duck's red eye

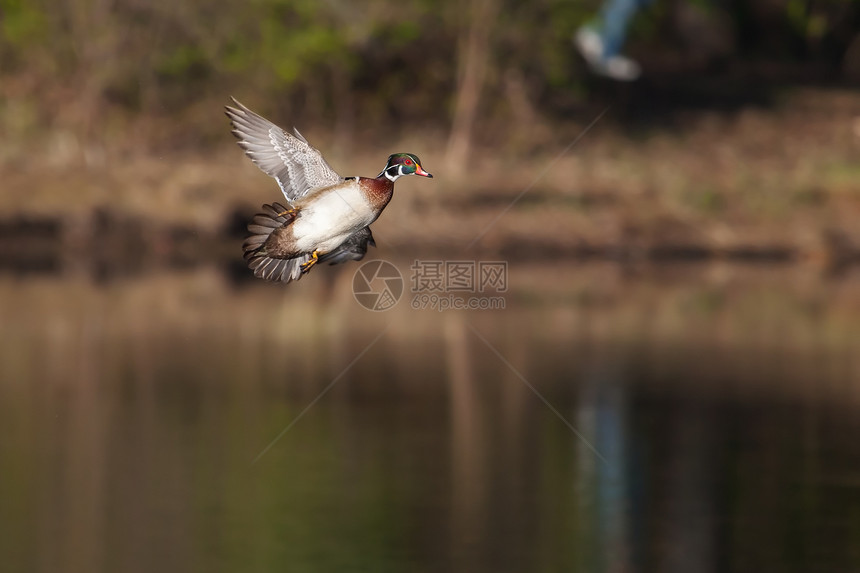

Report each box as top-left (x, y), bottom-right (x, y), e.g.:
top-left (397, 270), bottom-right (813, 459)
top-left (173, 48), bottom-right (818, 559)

top-left (404, 159), bottom-right (413, 165)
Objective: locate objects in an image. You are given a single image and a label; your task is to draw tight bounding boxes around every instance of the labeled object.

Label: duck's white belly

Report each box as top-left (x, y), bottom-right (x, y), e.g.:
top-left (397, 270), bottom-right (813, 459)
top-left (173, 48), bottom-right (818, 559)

top-left (292, 185), bottom-right (376, 253)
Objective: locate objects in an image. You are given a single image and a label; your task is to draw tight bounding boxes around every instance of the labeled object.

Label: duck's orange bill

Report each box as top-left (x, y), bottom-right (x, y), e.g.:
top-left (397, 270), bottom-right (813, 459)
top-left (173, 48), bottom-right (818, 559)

top-left (415, 165), bottom-right (433, 178)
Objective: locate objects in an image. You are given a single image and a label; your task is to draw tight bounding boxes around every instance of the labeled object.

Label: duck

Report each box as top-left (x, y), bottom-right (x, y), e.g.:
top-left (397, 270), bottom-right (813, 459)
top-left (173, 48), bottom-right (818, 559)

top-left (225, 98), bottom-right (433, 283)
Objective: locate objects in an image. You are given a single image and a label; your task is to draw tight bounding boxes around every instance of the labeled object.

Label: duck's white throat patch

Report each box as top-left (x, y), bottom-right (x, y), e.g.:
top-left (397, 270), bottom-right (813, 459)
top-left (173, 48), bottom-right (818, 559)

top-left (381, 165), bottom-right (403, 181)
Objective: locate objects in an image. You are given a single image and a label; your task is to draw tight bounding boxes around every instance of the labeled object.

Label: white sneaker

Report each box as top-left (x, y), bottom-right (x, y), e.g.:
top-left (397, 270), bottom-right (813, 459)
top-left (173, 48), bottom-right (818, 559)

top-left (574, 27), bottom-right (642, 82)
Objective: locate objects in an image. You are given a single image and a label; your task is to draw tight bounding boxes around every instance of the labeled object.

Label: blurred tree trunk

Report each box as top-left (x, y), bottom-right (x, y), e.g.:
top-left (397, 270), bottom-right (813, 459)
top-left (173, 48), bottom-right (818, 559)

top-left (64, 0), bottom-right (119, 151)
top-left (445, 0), bottom-right (498, 176)
top-left (331, 63), bottom-right (355, 157)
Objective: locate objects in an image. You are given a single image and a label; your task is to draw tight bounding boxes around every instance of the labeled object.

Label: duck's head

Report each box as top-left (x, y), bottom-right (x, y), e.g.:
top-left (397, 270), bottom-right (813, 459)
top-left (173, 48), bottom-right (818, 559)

top-left (379, 153), bottom-right (433, 181)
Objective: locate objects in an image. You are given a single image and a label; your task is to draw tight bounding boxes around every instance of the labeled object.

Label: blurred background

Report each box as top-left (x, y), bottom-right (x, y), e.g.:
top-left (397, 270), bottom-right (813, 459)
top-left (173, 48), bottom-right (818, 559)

top-left (2, 1), bottom-right (860, 572)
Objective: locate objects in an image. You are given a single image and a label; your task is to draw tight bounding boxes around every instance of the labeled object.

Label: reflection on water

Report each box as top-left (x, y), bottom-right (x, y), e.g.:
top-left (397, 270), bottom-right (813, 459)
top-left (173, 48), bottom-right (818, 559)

top-left (1, 262), bottom-right (859, 573)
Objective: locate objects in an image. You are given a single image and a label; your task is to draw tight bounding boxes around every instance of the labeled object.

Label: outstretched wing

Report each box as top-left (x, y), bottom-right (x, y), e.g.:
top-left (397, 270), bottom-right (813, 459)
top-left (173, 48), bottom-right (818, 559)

top-left (225, 97), bottom-right (343, 202)
top-left (319, 227), bottom-right (376, 265)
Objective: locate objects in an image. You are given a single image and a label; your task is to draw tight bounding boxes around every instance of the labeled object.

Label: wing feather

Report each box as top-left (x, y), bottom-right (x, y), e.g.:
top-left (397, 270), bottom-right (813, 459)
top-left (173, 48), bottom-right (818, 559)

top-left (225, 98), bottom-right (343, 202)
top-left (319, 227), bottom-right (376, 265)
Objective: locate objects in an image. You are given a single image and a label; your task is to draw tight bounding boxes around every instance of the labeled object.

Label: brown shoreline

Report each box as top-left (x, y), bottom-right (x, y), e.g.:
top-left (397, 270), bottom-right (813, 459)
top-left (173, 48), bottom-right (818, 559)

top-left (4, 89), bottom-right (859, 278)
top-left (2, 206), bottom-right (858, 282)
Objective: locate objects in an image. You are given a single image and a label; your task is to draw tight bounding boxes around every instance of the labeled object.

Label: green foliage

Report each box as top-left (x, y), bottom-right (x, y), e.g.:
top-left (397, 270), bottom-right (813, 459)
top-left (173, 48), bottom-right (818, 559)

top-left (0, 0), bottom-right (857, 144)
top-left (786, 0), bottom-right (830, 40)
top-left (157, 45), bottom-right (208, 79)
top-left (258, 16), bottom-right (346, 84)
top-left (0, 0), bottom-right (47, 46)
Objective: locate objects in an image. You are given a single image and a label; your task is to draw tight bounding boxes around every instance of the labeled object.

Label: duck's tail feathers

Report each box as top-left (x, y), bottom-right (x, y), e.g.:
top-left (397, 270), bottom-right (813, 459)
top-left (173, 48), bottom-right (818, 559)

top-left (242, 202), bottom-right (310, 283)
top-left (245, 252), bottom-right (311, 283)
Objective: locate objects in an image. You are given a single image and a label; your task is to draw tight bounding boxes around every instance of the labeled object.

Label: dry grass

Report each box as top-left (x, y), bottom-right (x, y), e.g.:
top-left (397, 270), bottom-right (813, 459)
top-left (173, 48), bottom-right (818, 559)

top-left (3, 88), bottom-right (860, 261)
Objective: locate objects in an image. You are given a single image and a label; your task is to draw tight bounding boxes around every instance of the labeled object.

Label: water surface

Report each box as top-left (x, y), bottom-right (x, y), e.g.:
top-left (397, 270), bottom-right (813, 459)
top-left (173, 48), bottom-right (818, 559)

top-left (1, 262), bottom-right (859, 572)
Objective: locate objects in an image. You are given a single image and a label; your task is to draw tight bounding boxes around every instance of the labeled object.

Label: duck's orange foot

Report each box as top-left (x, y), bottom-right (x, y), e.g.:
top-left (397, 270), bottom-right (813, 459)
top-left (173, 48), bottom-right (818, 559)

top-left (300, 250), bottom-right (320, 273)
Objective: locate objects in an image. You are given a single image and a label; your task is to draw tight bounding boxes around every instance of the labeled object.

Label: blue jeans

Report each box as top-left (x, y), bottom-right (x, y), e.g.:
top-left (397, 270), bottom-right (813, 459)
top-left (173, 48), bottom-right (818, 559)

top-left (595, 0), bottom-right (653, 57)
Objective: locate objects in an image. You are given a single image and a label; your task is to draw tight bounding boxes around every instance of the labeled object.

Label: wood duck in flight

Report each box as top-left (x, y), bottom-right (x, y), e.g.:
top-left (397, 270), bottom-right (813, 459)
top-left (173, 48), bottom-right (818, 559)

top-left (225, 98), bottom-right (433, 283)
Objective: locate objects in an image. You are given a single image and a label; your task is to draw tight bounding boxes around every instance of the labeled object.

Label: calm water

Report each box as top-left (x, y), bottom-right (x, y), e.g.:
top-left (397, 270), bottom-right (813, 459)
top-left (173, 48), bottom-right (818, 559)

top-left (1, 261), bottom-right (859, 573)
